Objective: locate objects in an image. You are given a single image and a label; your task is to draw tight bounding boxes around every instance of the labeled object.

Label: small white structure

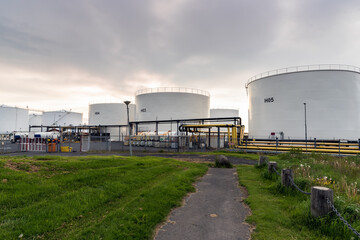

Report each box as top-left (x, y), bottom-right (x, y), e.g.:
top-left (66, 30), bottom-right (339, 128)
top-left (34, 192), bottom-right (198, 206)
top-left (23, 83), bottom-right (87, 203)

top-left (29, 113), bottom-right (43, 132)
top-left (0, 105), bottom-right (29, 134)
top-left (246, 65), bottom-right (360, 140)
top-left (210, 108), bottom-right (239, 125)
top-left (42, 110), bottom-right (83, 126)
top-left (88, 103), bottom-right (136, 140)
top-left (135, 87), bottom-right (210, 132)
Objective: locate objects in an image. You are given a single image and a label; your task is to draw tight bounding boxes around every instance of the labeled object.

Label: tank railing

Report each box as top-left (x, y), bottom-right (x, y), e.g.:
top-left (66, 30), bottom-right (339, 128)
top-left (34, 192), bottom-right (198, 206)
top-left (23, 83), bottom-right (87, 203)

top-left (246, 64), bottom-right (360, 87)
top-left (135, 87), bottom-right (210, 97)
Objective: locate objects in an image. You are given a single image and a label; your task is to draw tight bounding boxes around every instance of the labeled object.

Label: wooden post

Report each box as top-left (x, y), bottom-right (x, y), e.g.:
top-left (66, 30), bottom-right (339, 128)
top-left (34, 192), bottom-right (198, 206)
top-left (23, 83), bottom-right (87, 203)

top-left (311, 186), bottom-right (333, 217)
top-left (258, 155), bottom-right (268, 165)
top-left (268, 162), bottom-right (277, 173)
top-left (281, 169), bottom-right (293, 187)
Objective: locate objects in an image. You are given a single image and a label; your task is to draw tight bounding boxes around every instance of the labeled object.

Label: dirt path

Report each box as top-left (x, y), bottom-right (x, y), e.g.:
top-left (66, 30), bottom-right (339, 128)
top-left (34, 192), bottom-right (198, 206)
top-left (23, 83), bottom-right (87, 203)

top-left (154, 168), bottom-right (251, 240)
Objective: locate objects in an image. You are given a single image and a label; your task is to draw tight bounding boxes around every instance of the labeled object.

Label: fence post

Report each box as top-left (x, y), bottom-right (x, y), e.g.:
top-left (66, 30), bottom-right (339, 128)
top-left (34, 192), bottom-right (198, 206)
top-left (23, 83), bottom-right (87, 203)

top-left (281, 169), bottom-right (293, 187)
top-left (268, 161), bottom-right (277, 173)
top-left (311, 186), bottom-right (333, 217)
top-left (258, 155), bottom-right (268, 165)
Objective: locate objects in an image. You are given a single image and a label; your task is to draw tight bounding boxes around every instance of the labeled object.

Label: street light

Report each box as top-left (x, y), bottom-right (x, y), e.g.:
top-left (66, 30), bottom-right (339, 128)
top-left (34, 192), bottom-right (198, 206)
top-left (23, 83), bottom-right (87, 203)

top-left (304, 102), bottom-right (307, 152)
top-left (124, 101), bottom-right (132, 156)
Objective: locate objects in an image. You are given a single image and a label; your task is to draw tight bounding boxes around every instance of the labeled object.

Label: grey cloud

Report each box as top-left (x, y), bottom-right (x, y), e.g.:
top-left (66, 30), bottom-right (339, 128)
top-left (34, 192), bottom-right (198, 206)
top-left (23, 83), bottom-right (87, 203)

top-left (0, 0), bottom-right (360, 109)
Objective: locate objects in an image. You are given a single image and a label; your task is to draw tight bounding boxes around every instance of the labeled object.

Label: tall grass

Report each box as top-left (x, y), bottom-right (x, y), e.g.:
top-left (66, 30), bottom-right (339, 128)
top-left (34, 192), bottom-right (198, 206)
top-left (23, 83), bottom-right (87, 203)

top-left (276, 152), bottom-right (360, 203)
top-left (239, 152), bottom-right (360, 239)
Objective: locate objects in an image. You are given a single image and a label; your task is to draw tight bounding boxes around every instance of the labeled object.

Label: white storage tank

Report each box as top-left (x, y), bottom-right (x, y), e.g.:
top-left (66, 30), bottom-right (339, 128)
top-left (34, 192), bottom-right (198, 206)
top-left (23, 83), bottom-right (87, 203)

top-left (210, 108), bottom-right (239, 124)
top-left (88, 103), bottom-right (136, 140)
top-left (0, 105), bottom-right (29, 134)
top-left (42, 110), bottom-right (83, 126)
top-left (246, 65), bottom-right (360, 140)
top-left (29, 113), bottom-right (43, 132)
top-left (135, 87), bottom-right (210, 132)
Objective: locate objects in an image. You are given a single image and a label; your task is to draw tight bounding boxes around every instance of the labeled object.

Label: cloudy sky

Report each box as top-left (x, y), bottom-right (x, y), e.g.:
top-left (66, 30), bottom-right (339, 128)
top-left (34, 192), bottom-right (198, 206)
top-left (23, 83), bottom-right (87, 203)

top-left (1, 0), bottom-right (359, 125)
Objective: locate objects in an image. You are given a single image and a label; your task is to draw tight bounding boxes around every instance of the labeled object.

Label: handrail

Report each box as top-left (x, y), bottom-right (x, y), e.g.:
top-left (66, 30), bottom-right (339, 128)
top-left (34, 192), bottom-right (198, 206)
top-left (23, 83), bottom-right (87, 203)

top-left (135, 87), bottom-right (210, 97)
top-left (246, 64), bottom-right (360, 88)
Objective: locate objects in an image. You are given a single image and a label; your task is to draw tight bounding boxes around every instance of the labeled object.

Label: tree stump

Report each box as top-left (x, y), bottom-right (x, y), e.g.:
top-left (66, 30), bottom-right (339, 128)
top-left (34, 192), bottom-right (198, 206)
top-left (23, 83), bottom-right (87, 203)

top-left (311, 186), bottom-right (333, 217)
top-left (281, 169), bottom-right (293, 187)
top-left (258, 155), bottom-right (268, 166)
top-left (268, 162), bottom-right (277, 173)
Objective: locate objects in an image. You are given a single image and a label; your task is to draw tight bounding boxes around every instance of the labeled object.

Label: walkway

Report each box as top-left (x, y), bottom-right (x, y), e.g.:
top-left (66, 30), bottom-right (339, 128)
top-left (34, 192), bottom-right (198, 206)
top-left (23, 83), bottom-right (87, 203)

top-left (155, 168), bottom-right (251, 240)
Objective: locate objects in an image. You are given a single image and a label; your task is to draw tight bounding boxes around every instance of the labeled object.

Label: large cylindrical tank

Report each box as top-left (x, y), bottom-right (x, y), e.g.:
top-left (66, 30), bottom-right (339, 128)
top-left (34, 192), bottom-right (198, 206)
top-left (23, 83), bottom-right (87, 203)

top-left (246, 65), bottom-right (360, 140)
top-left (88, 103), bottom-right (136, 139)
top-left (210, 108), bottom-right (239, 118)
top-left (29, 113), bottom-right (43, 132)
top-left (210, 108), bottom-right (239, 125)
top-left (42, 110), bottom-right (83, 126)
top-left (0, 105), bottom-right (29, 134)
top-left (135, 88), bottom-right (210, 132)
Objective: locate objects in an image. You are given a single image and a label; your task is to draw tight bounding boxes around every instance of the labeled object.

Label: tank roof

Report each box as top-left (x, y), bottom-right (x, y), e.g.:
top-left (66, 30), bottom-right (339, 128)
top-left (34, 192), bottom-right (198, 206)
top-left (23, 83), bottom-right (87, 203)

top-left (135, 87), bottom-right (210, 97)
top-left (0, 105), bottom-right (27, 110)
top-left (44, 110), bottom-right (82, 114)
top-left (246, 64), bottom-right (360, 88)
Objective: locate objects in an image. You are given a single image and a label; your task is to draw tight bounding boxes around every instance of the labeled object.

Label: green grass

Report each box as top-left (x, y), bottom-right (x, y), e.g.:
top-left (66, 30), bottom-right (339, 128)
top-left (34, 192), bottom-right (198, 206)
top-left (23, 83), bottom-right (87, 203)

top-left (264, 151), bottom-right (360, 203)
top-left (237, 165), bottom-right (331, 240)
top-left (180, 150), bottom-right (259, 161)
top-left (0, 155), bottom-right (207, 239)
top-left (237, 152), bottom-right (360, 240)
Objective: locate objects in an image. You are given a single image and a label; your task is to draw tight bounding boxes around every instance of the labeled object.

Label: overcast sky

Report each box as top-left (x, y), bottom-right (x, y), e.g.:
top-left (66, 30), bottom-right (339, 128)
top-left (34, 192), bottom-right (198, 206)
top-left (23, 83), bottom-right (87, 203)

top-left (1, 0), bottom-right (359, 125)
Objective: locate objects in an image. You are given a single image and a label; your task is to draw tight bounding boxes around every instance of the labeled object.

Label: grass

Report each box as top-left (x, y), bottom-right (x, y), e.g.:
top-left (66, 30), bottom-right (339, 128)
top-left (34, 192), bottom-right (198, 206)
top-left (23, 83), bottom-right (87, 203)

top-left (179, 150), bottom-right (260, 161)
top-left (237, 151), bottom-right (360, 240)
top-left (237, 165), bottom-right (330, 240)
top-left (270, 151), bottom-right (360, 203)
top-left (0, 155), bottom-right (207, 239)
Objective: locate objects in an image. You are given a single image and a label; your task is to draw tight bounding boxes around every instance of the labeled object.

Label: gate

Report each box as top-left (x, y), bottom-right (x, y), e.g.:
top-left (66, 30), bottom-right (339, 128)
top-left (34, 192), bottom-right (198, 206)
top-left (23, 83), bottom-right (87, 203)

top-left (80, 135), bottom-right (90, 152)
top-left (20, 137), bottom-right (47, 152)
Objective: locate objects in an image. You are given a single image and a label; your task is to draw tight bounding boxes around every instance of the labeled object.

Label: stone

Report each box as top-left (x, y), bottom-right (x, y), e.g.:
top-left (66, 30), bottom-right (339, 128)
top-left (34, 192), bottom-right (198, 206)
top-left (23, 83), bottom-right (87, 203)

top-left (216, 155), bottom-right (232, 168)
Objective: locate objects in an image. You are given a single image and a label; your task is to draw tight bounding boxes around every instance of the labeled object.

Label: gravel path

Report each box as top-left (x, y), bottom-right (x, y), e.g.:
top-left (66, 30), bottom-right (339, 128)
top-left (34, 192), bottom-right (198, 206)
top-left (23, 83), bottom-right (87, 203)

top-left (154, 168), bottom-right (251, 240)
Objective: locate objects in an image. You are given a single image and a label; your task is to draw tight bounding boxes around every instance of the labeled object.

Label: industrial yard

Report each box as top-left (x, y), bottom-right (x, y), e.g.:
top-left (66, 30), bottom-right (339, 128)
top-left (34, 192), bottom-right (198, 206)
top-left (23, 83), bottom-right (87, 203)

top-left (2, 66), bottom-right (360, 238)
top-left (1, 66), bottom-right (360, 239)
top-left (2, 1), bottom-right (360, 239)
top-left (2, 65), bottom-right (360, 155)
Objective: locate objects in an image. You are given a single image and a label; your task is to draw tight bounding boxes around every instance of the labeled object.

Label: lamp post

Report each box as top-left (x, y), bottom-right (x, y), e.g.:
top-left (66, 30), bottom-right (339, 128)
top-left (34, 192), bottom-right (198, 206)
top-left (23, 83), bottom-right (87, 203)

top-left (124, 101), bottom-right (132, 156)
top-left (304, 103), bottom-right (307, 152)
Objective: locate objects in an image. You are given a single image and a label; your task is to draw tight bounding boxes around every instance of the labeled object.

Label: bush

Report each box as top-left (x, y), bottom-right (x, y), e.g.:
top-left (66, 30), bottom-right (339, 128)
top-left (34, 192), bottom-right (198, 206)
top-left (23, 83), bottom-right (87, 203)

top-left (214, 155), bottom-right (232, 168)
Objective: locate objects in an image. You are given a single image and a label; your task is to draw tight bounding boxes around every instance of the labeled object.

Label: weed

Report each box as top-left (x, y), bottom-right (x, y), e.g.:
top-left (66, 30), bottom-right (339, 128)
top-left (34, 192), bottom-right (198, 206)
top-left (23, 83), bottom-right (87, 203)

top-left (261, 170), bottom-right (278, 181)
top-left (237, 151), bottom-right (360, 240)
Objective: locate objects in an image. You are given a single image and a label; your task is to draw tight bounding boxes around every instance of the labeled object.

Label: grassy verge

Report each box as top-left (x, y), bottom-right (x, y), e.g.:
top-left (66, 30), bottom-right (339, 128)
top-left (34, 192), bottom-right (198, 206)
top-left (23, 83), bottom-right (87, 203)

top-left (237, 165), bottom-right (329, 240)
top-left (179, 150), bottom-right (259, 161)
top-left (0, 155), bottom-right (207, 239)
top-left (237, 151), bottom-right (360, 240)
